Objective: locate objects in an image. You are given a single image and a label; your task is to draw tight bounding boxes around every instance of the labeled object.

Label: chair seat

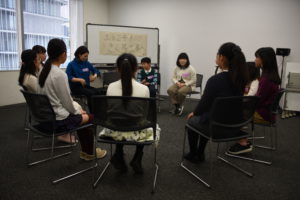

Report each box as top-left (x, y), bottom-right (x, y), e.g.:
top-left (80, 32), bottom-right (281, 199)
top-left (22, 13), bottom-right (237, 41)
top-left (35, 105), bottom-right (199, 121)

top-left (98, 136), bottom-right (155, 145)
top-left (31, 123), bottom-right (94, 137)
top-left (186, 122), bottom-right (251, 142)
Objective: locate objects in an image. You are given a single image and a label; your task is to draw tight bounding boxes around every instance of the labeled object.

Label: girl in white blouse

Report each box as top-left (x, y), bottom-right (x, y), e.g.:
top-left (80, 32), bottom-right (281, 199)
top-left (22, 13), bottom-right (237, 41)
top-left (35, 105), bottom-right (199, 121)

top-left (18, 49), bottom-right (40, 93)
top-left (106, 53), bottom-right (149, 174)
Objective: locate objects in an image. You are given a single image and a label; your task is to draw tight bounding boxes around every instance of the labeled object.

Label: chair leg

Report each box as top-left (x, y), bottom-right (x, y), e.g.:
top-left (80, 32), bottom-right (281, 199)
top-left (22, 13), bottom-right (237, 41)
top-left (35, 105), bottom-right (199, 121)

top-left (216, 144), bottom-right (254, 177)
top-left (93, 144), bottom-right (113, 188)
top-left (152, 145), bottom-right (159, 193)
top-left (180, 128), bottom-right (211, 188)
top-left (224, 152), bottom-right (271, 165)
top-left (53, 163), bottom-right (98, 184)
top-left (225, 126), bottom-right (272, 165)
top-left (32, 144), bottom-right (76, 151)
top-left (27, 131), bottom-right (72, 167)
top-left (53, 131), bottom-right (97, 184)
top-left (253, 125), bottom-right (276, 151)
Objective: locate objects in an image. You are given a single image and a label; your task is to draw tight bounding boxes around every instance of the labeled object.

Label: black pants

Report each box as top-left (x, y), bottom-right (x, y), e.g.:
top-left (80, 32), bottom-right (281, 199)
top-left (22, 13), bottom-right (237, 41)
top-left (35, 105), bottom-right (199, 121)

top-left (148, 85), bottom-right (156, 97)
top-left (187, 116), bottom-right (209, 155)
top-left (115, 144), bottom-right (144, 157)
top-left (71, 85), bottom-right (105, 110)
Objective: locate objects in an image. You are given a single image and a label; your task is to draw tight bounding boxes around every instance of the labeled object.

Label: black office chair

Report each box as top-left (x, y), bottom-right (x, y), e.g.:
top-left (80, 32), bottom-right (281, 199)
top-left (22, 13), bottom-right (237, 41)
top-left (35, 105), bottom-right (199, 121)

top-left (156, 72), bottom-right (165, 112)
top-left (102, 71), bottom-right (120, 89)
top-left (72, 94), bottom-right (89, 111)
top-left (187, 73), bottom-right (203, 97)
top-left (20, 90), bottom-right (97, 184)
top-left (225, 89), bottom-right (286, 166)
top-left (181, 96), bottom-right (259, 188)
top-left (91, 95), bottom-right (159, 193)
top-left (254, 89), bottom-right (285, 150)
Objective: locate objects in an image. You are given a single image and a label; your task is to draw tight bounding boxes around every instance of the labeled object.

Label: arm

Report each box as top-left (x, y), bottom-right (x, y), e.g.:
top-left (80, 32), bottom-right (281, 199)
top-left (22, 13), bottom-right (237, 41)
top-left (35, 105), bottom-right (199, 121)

top-left (66, 62), bottom-right (86, 86)
top-left (184, 67), bottom-right (196, 87)
top-left (88, 62), bottom-right (100, 82)
top-left (193, 77), bottom-right (217, 116)
top-left (256, 77), bottom-right (276, 106)
top-left (53, 73), bottom-right (81, 115)
top-left (172, 68), bottom-right (178, 84)
top-left (150, 70), bottom-right (158, 85)
top-left (24, 74), bottom-right (38, 93)
top-left (246, 79), bottom-right (259, 96)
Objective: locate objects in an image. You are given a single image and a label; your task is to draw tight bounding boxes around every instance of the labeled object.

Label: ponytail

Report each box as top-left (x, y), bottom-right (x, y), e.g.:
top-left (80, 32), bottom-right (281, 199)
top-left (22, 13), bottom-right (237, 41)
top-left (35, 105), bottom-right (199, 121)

top-left (218, 42), bottom-right (249, 94)
top-left (39, 38), bottom-right (67, 88)
top-left (116, 53), bottom-right (138, 96)
top-left (120, 59), bottom-right (133, 96)
top-left (39, 58), bottom-right (52, 87)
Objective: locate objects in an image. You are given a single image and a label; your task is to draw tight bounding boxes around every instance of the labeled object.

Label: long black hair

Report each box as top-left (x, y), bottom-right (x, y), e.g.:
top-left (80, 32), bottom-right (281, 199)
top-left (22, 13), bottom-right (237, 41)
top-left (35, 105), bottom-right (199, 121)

top-left (176, 52), bottom-right (190, 68)
top-left (74, 46), bottom-right (89, 59)
top-left (218, 42), bottom-right (249, 94)
top-left (32, 45), bottom-right (46, 67)
top-left (116, 53), bottom-right (138, 96)
top-left (32, 45), bottom-right (46, 54)
top-left (18, 49), bottom-right (37, 87)
top-left (255, 47), bottom-right (281, 85)
top-left (39, 38), bottom-right (66, 87)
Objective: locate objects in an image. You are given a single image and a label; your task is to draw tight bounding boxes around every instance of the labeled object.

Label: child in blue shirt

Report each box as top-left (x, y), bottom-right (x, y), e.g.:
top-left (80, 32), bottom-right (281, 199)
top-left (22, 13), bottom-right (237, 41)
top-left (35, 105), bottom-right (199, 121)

top-left (137, 57), bottom-right (157, 97)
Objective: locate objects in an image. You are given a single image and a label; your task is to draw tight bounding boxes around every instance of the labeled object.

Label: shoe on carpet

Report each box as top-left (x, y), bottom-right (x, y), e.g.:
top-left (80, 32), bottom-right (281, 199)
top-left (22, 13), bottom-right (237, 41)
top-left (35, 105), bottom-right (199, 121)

top-left (227, 143), bottom-right (253, 155)
top-left (80, 148), bottom-right (107, 161)
top-left (110, 153), bottom-right (128, 172)
top-left (178, 105), bottom-right (184, 116)
top-left (130, 152), bottom-right (144, 174)
top-left (184, 152), bottom-right (205, 163)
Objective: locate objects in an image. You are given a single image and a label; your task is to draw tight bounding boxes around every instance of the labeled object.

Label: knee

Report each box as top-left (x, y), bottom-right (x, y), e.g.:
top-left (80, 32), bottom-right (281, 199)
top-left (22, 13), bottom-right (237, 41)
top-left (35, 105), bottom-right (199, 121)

top-left (81, 114), bottom-right (89, 124)
top-left (167, 88), bottom-right (175, 95)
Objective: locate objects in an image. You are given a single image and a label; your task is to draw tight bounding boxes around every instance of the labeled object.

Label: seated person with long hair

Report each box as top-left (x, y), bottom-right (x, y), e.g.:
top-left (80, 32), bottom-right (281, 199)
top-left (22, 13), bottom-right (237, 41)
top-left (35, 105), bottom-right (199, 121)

top-left (185, 42), bottom-right (249, 163)
top-left (37, 38), bottom-right (106, 161)
top-left (104, 53), bottom-right (152, 174)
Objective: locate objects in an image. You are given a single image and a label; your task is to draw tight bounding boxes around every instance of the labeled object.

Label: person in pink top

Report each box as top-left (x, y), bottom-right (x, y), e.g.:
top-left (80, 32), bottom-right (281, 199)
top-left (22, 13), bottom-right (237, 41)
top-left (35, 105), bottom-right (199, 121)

top-left (228, 47), bottom-right (280, 155)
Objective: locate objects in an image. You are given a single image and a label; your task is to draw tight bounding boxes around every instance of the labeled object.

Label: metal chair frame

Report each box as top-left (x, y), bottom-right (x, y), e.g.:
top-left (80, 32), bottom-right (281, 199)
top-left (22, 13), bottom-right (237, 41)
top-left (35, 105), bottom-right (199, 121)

top-left (21, 90), bottom-right (97, 184)
top-left (181, 96), bottom-right (259, 188)
top-left (91, 95), bottom-right (159, 193)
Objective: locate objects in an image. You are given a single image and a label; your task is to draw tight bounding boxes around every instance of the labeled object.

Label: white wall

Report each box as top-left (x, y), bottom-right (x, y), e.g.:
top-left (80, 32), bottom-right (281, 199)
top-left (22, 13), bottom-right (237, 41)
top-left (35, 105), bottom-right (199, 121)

top-left (83, 0), bottom-right (108, 43)
top-left (2, 0), bottom-right (300, 106)
top-left (0, 71), bottom-right (24, 106)
top-left (107, 0), bottom-right (300, 96)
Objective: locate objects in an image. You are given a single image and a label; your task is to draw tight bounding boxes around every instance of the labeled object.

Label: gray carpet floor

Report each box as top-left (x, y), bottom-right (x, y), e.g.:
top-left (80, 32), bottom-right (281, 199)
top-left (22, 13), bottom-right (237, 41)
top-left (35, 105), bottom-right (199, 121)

top-left (0, 98), bottom-right (300, 200)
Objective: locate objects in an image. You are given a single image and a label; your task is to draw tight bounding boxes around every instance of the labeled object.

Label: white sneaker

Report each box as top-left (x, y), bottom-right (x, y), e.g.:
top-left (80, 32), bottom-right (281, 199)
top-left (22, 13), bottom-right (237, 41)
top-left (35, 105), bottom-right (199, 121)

top-left (178, 105), bottom-right (184, 116)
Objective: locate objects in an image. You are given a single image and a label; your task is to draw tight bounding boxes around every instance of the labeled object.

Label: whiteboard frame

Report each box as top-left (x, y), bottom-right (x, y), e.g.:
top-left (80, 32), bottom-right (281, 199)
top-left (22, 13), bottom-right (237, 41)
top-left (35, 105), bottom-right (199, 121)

top-left (86, 23), bottom-right (159, 65)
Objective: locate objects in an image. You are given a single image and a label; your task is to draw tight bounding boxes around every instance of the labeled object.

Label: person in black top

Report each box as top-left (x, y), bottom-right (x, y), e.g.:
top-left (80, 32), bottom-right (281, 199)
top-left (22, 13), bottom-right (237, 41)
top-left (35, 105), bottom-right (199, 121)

top-left (184, 42), bottom-right (249, 163)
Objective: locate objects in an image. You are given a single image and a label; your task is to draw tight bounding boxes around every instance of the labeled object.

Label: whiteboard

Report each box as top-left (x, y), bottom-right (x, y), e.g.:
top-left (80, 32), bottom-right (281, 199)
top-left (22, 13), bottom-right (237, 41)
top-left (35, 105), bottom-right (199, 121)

top-left (86, 24), bottom-right (159, 64)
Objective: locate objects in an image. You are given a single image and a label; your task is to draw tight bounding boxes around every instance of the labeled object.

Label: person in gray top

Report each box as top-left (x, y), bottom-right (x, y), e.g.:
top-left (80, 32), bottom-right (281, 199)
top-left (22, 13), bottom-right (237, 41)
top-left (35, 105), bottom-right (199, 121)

top-left (37, 38), bottom-right (106, 161)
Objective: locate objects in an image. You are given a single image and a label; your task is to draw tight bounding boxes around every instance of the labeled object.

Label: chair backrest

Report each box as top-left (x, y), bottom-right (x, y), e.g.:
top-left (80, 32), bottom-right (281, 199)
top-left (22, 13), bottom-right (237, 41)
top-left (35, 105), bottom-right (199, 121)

top-left (20, 90), bottom-right (55, 123)
top-left (195, 74), bottom-right (203, 88)
top-left (91, 96), bottom-right (157, 134)
top-left (102, 72), bottom-right (120, 87)
top-left (209, 96), bottom-right (259, 139)
top-left (270, 89), bottom-right (285, 114)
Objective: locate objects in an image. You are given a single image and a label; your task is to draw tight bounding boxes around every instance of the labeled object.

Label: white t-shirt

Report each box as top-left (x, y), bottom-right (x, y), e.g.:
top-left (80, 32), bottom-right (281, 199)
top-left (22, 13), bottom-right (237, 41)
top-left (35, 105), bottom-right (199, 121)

top-left (107, 79), bottom-right (150, 97)
top-left (23, 74), bottom-right (38, 93)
